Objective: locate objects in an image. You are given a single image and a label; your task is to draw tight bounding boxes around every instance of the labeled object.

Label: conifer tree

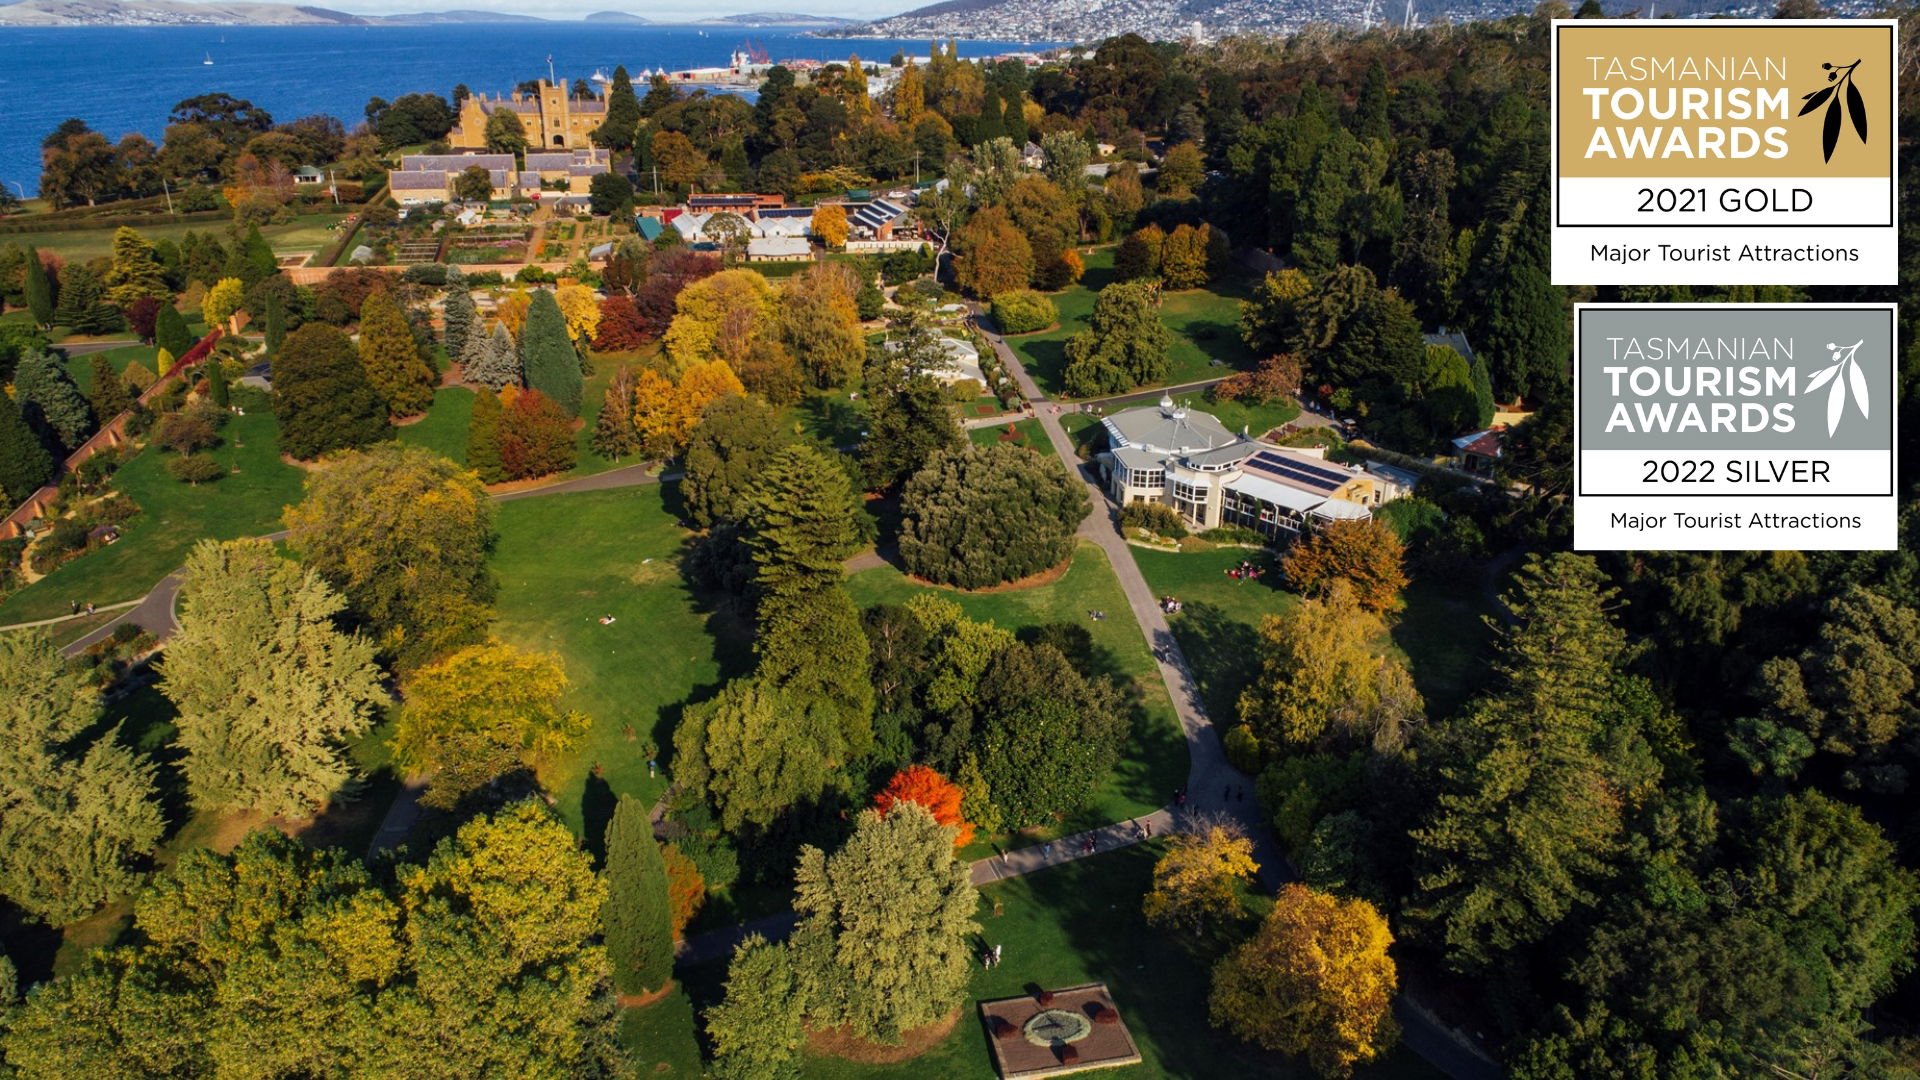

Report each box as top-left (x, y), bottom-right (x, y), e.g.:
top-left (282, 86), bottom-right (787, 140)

top-left (357, 290), bottom-right (436, 418)
top-left (86, 354), bottom-right (133, 426)
top-left (589, 365), bottom-right (641, 459)
top-left (54, 263), bottom-right (117, 334)
top-left (593, 65), bottom-right (643, 153)
top-left (465, 386), bottom-right (505, 483)
top-left (603, 795), bottom-right (674, 997)
top-left (744, 443), bottom-right (863, 601)
top-left (206, 352), bottom-right (230, 408)
top-left (154, 300), bottom-right (193, 357)
top-left (0, 631), bottom-right (164, 925)
top-left (464, 321), bottom-right (521, 389)
top-left (1469, 353), bottom-right (1496, 427)
top-left (263, 288), bottom-right (285, 354)
top-left (160, 539), bottom-right (385, 817)
top-left (0, 392), bottom-right (54, 507)
top-left (22, 246), bottom-right (52, 328)
top-left (12, 349), bottom-right (93, 453)
top-left (442, 282), bottom-right (476, 362)
top-left (271, 323), bottom-right (392, 460)
top-left (520, 290), bottom-right (581, 415)
top-left (103, 227), bottom-right (168, 309)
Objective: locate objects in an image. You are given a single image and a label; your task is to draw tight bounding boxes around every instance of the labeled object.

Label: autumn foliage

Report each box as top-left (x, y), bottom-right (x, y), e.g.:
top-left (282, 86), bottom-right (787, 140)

top-left (631, 359), bottom-right (745, 458)
top-left (1142, 824), bottom-right (1260, 934)
top-left (495, 387), bottom-right (578, 481)
top-left (662, 841), bottom-right (705, 940)
top-left (1280, 518), bottom-right (1409, 614)
top-left (1209, 884), bottom-right (1399, 1077)
top-left (873, 765), bottom-right (975, 847)
top-left (593, 293), bottom-right (648, 351)
top-left (1211, 354), bottom-right (1304, 406)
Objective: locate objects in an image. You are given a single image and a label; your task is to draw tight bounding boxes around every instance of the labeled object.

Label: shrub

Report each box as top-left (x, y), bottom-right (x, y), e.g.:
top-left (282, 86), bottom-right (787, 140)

top-left (899, 443), bottom-right (1088, 589)
top-left (167, 453), bottom-right (225, 485)
top-left (1118, 500), bottom-right (1188, 539)
top-left (990, 289), bottom-right (1056, 334)
top-left (151, 405), bottom-right (223, 454)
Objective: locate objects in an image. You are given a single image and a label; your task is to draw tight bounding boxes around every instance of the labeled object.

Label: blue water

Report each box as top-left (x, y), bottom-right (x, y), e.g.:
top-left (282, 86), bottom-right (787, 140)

top-left (0, 25), bottom-right (1048, 195)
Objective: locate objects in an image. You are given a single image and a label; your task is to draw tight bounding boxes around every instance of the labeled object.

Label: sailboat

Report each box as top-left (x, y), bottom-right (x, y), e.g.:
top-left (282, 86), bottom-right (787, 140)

top-left (203, 52), bottom-right (214, 65)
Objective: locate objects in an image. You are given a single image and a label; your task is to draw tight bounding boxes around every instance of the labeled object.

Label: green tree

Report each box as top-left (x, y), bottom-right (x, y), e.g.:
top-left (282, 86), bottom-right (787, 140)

top-left (262, 286), bottom-right (285, 354)
top-left (1158, 141), bottom-right (1204, 197)
top-left (86, 354), bottom-right (133, 425)
top-left (160, 539), bottom-right (384, 817)
top-left (520, 289), bottom-right (582, 416)
top-left (1468, 352), bottom-right (1496, 428)
top-left (743, 443), bottom-right (863, 601)
top-left (1478, 261), bottom-right (1566, 401)
top-left (1239, 580), bottom-right (1419, 757)
top-left (465, 385), bottom-right (505, 483)
top-left (592, 65), bottom-right (643, 152)
top-left (442, 281), bottom-right (476, 361)
top-left (969, 640), bottom-right (1129, 827)
top-left (1759, 585), bottom-right (1919, 761)
top-left (357, 289), bottom-right (436, 419)
top-left (392, 640), bottom-right (585, 808)
top-left (589, 365), bottom-right (641, 460)
top-left (13, 349), bottom-right (93, 453)
top-left (283, 443), bottom-right (496, 674)
top-left (706, 934), bottom-right (807, 1080)
top-left (1240, 268), bottom-right (1311, 357)
top-left (683, 394), bottom-right (790, 529)
top-left (603, 795), bottom-right (673, 996)
top-left (791, 803), bottom-right (979, 1044)
top-left (452, 164), bottom-right (493, 203)
top-left (21, 246), bottom-right (52, 328)
top-left (861, 317), bottom-right (964, 491)
top-left (464, 321), bottom-right (520, 389)
top-left (0, 392), bottom-right (55, 506)
top-left (103, 227), bottom-right (168, 309)
top-left (899, 442), bottom-right (1087, 589)
top-left (154, 299), bottom-right (193, 357)
top-left (269, 323), bottom-right (392, 460)
top-left (483, 107), bottom-right (528, 155)
top-left (204, 349), bottom-right (229, 408)
top-left (0, 632), bottom-right (163, 925)
top-left (673, 679), bottom-right (837, 831)
top-left (1292, 264), bottom-right (1425, 407)
top-left (1412, 554), bottom-right (1659, 972)
top-left (1061, 281), bottom-right (1172, 397)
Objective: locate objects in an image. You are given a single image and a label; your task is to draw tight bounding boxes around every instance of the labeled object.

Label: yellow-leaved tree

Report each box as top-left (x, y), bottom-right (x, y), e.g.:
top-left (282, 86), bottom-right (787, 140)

top-left (495, 289), bottom-right (532, 337)
top-left (811, 203), bottom-right (850, 249)
top-left (202, 277), bottom-right (245, 332)
top-left (1210, 883), bottom-right (1399, 1078)
top-left (631, 360), bottom-right (743, 457)
top-left (554, 283), bottom-right (601, 348)
top-left (1142, 823), bottom-right (1260, 934)
top-left (392, 639), bottom-right (588, 809)
top-left (662, 269), bottom-right (775, 376)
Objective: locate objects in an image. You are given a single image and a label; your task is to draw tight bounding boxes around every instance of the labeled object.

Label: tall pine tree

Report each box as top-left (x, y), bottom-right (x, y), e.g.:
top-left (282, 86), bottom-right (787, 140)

top-left (86, 354), bottom-right (133, 427)
top-left (357, 290), bottom-right (436, 419)
top-left (13, 349), bottom-right (93, 453)
top-left (603, 795), bottom-right (674, 997)
top-left (22, 246), bottom-right (54, 328)
top-left (593, 66), bottom-right (643, 153)
top-left (465, 386), bottom-right (505, 483)
top-left (519, 289), bottom-right (582, 415)
top-left (442, 283), bottom-right (476, 364)
top-left (263, 288), bottom-right (285, 354)
top-left (0, 631), bottom-right (164, 925)
top-left (0, 392), bottom-right (55, 506)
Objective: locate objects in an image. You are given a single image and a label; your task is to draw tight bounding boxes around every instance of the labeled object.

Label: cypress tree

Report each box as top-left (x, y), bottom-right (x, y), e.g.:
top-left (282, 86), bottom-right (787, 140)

top-left (13, 349), bottom-right (93, 453)
top-left (22, 246), bottom-right (53, 329)
top-left (442, 283), bottom-right (476, 363)
top-left (206, 354), bottom-right (230, 409)
top-left (594, 65), bottom-right (643, 153)
top-left (465, 387), bottom-right (505, 483)
top-left (1003, 89), bottom-right (1028, 148)
top-left (519, 290), bottom-right (581, 416)
top-left (264, 289), bottom-right (285, 354)
top-left (0, 392), bottom-right (55, 506)
top-left (603, 795), bottom-right (674, 997)
top-left (87, 354), bottom-right (133, 423)
top-left (155, 301), bottom-right (193, 357)
top-left (235, 224), bottom-right (276, 286)
top-left (1468, 352), bottom-right (1496, 427)
top-left (357, 290), bottom-right (436, 419)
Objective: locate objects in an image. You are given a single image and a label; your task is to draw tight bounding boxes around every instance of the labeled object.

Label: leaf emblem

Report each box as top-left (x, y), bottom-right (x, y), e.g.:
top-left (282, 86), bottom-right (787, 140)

top-left (1805, 363), bottom-right (1840, 392)
top-left (1846, 81), bottom-right (1868, 142)
top-left (1807, 340), bottom-right (1867, 437)
top-left (1846, 354), bottom-right (1870, 420)
top-left (1799, 85), bottom-right (1835, 115)
top-left (1805, 60), bottom-right (1870, 163)
top-left (1827, 373), bottom-right (1845, 436)
top-left (1823, 94), bottom-right (1842, 162)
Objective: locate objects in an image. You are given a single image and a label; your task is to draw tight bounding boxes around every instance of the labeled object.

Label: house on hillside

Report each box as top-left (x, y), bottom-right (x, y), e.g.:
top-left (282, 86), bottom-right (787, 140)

top-left (1451, 427), bottom-right (1505, 476)
top-left (1098, 396), bottom-right (1393, 538)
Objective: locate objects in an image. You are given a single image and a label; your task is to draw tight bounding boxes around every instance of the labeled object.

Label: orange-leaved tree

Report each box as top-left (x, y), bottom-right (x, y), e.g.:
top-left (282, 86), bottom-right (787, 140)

top-left (1142, 823), bottom-right (1260, 935)
top-left (661, 841), bottom-right (705, 940)
top-left (1280, 517), bottom-right (1409, 614)
top-left (1209, 883), bottom-right (1399, 1078)
top-left (874, 764), bottom-right (975, 847)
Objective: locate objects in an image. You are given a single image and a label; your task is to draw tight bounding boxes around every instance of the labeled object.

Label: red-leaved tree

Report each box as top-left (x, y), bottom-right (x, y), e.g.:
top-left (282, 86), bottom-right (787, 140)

top-left (593, 293), bottom-right (648, 352)
top-left (630, 248), bottom-right (720, 339)
top-left (874, 765), bottom-right (975, 847)
top-left (125, 296), bottom-right (163, 344)
top-left (496, 387), bottom-right (578, 480)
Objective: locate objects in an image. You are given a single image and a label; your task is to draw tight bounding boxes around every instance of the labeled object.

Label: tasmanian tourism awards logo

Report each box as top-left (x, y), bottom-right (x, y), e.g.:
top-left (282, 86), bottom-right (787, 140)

top-left (1572, 304), bottom-right (1898, 552)
top-left (1550, 19), bottom-right (1898, 286)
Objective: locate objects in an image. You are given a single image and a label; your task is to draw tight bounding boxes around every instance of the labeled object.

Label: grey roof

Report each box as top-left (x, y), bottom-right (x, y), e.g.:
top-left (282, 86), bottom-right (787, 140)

top-left (518, 171), bottom-right (540, 187)
top-left (758, 206), bottom-right (814, 219)
top-left (1184, 442), bottom-right (1258, 469)
top-left (1102, 400), bottom-right (1237, 455)
top-left (1424, 329), bottom-right (1475, 364)
top-left (568, 163), bottom-right (608, 176)
top-left (1110, 445), bottom-right (1165, 472)
top-left (1365, 461), bottom-right (1422, 490)
top-left (851, 198), bottom-right (906, 230)
top-left (747, 235), bottom-right (812, 258)
top-left (389, 171), bottom-right (448, 190)
top-left (524, 152), bottom-right (575, 170)
top-left (403, 153), bottom-right (514, 173)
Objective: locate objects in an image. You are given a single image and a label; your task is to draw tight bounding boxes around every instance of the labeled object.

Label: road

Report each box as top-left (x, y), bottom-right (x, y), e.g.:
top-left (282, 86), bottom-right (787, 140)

top-left (52, 462), bottom-right (670, 658)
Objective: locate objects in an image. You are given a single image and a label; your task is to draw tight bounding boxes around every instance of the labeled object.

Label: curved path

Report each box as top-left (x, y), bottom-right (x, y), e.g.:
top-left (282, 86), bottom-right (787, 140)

top-left (675, 319), bottom-right (1501, 1080)
top-left (52, 461), bottom-right (671, 658)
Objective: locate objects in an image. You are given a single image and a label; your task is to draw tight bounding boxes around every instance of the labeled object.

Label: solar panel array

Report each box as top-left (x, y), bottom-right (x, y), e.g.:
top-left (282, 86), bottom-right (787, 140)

top-left (1247, 451), bottom-right (1349, 493)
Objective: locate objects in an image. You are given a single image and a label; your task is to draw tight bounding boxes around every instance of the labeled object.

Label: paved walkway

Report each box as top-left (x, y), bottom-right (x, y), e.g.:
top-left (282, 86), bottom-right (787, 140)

top-left (46, 462), bottom-right (672, 658)
top-left (0, 598), bottom-right (140, 633)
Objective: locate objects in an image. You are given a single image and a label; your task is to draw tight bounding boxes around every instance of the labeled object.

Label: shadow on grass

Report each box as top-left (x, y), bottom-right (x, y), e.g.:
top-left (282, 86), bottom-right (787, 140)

top-left (582, 772), bottom-right (617, 867)
top-left (1167, 601), bottom-right (1261, 726)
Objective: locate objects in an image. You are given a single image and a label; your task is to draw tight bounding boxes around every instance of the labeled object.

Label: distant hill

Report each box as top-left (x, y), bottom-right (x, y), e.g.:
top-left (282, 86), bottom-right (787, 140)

top-left (371, 8), bottom-right (551, 21)
top-left (582, 9), bottom-right (651, 20)
top-left (0, 0), bottom-right (364, 24)
top-left (692, 11), bottom-right (860, 24)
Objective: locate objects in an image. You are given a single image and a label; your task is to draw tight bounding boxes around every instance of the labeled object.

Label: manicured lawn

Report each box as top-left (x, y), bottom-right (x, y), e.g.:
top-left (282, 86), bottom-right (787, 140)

top-left (0, 387), bottom-right (306, 625)
top-left (577, 346), bottom-right (661, 476)
top-left (671, 844), bottom-right (1442, 1080)
top-left (845, 542), bottom-right (1187, 842)
top-left (619, 987), bottom-right (705, 1076)
top-left (1136, 546), bottom-right (1497, 727)
top-left (63, 343), bottom-right (160, 391)
top-left (396, 385), bottom-right (476, 465)
top-left (2, 211), bottom-right (350, 262)
top-left (967, 418), bottom-right (1042, 449)
top-left (778, 383), bottom-right (869, 448)
top-left (1007, 248), bottom-right (1259, 400)
top-left (488, 483), bottom-right (749, 847)
top-left (1191, 395), bottom-right (1302, 439)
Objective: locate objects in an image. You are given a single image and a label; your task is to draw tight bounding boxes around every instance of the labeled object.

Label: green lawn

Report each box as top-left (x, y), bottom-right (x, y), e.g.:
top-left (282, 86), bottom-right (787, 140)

top-left (779, 383), bottom-right (869, 448)
top-left (967, 418), bottom-right (1042, 450)
top-left (489, 483), bottom-right (748, 847)
top-left (0, 387), bottom-right (306, 626)
top-left (576, 346), bottom-right (659, 476)
top-left (396, 385), bottom-right (476, 465)
top-left (846, 542), bottom-right (1187, 843)
top-left (2, 211), bottom-right (350, 263)
top-left (1135, 546), bottom-right (1497, 727)
top-left (63, 343), bottom-right (160, 391)
top-left (620, 987), bottom-right (705, 1077)
top-left (1007, 248), bottom-right (1258, 400)
top-left (670, 844), bottom-right (1441, 1080)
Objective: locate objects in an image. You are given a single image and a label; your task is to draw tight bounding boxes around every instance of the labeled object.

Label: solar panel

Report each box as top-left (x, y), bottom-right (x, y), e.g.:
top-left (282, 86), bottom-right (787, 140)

top-left (1247, 452), bottom-right (1345, 493)
top-left (1252, 451), bottom-right (1351, 486)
